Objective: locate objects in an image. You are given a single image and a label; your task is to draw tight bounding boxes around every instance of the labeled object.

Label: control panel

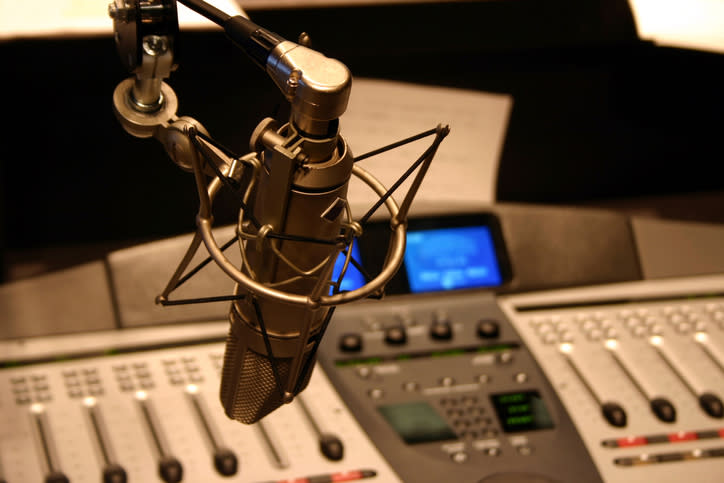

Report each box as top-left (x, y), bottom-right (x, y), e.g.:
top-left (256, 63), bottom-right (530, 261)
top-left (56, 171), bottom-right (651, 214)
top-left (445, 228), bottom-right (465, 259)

top-left (0, 338), bottom-right (400, 483)
top-left (317, 292), bottom-right (601, 483)
top-left (2, 208), bottom-right (724, 482)
top-left (499, 276), bottom-right (724, 483)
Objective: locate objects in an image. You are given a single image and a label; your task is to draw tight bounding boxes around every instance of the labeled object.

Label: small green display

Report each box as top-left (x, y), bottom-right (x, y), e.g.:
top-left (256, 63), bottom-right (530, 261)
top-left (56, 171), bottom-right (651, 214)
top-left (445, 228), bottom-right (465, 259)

top-left (490, 391), bottom-right (554, 433)
top-left (378, 401), bottom-right (457, 444)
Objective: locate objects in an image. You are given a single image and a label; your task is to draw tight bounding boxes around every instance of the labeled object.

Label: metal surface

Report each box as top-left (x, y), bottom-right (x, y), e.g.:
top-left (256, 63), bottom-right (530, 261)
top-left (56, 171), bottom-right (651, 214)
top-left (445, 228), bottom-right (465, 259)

top-left (266, 40), bottom-right (352, 136)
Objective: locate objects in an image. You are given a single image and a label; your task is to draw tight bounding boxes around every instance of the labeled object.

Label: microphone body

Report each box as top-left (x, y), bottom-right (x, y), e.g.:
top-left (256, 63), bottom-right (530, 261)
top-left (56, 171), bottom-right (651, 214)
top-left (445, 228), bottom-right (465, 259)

top-left (220, 122), bottom-right (354, 424)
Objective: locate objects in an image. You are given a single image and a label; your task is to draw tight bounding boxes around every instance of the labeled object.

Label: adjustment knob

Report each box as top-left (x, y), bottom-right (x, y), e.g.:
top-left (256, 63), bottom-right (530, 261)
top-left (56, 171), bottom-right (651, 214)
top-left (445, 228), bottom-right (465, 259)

top-left (601, 402), bottom-right (627, 427)
top-left (385, 326), bottom-right (407, 345)
top-left (339, 333), bottom-right (363, 353)
top-left (430, 319), bottom-right (453, 341)
top-left (103, 464), bottom-right (128, 483)
top-left (477, 319), bottom-right (500, 339)
top-left (159, 456), bottom-right (183, 483)
top-left (213, 448), bottom-right (239, 476)
top-left (650, 398), bottom-right (676, 423)
top-left (45, 472), bottom-right (70, 483)
top-left (319, 433), bottom-right (344, 461)
top-left (699, 392), bottom-right (724, 418)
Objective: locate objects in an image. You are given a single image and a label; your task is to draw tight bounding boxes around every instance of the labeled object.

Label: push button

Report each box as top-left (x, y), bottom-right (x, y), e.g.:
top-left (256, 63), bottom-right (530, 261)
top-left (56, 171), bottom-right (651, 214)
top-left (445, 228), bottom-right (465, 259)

top-left (430, 320), bottom-right (453, 340)
top-left (339, 333), bottom-right (363, 353)
top-left (385, 326), bottom-right (407, 345)
top-left (477, 319), bottom-right (500, 339)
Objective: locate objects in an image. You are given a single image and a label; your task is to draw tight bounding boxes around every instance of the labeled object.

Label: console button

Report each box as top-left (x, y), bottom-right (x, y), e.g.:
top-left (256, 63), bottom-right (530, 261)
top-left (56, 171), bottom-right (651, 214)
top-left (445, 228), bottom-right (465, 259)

top-left (440, 376), bottom-right (455, 387)
top-left (402, 381), bottom-right (420, 392)
top-left (451, 451), bottom-right (469, 464)
top-left (430, 320), bottom-right (453, 340)
top-left (477, 320), bottom-right (500, 339)
top-left (385, 326), bottom-right (407, 345)
top-left (497, 352), bottom-right (513, 364)
top-left (514, 372), bottom-right (528, 384)
top-left (339, 333), bottom-right (363, 353)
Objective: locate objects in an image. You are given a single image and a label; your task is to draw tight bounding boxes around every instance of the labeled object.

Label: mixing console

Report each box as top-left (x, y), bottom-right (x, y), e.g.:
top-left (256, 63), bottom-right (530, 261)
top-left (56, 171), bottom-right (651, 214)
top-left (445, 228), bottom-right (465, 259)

top-left (500, 275), bottom-right (724, 483)
top-left (2, 275), bottom-right (724, 482)
top-left (3, 199), bottom-right (724, 483)
top-left (0, 334), bottom-right (399, 483)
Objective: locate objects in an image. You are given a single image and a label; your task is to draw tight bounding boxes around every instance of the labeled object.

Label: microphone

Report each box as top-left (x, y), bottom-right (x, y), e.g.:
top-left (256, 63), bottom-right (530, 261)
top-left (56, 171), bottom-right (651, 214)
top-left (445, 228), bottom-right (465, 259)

top-left (190, 7), bottom-right (357, 423)
top-left (219, 55), bottom-right (354, 422)
top-left (219, 119), bottom-right (353, 422)
top-left (111, 0), bottom-right (441, 425)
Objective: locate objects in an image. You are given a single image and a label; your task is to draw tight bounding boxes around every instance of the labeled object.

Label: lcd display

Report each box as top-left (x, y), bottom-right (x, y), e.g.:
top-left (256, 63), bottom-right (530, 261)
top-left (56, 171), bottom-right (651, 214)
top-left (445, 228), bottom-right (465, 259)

top-left (378, 401), bottom-right (457, 444)
top-left (404, 226), bottom-right (503, 293)
top-left (490, 391), bottom-right (554, 433)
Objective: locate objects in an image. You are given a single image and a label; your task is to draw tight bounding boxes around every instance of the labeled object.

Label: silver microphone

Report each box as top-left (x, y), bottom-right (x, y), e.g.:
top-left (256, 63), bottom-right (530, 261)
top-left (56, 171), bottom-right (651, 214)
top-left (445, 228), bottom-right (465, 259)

top-left (111, 0), bottom-right (430, 425)
top-left (219, 39), bottom-right (355, 422)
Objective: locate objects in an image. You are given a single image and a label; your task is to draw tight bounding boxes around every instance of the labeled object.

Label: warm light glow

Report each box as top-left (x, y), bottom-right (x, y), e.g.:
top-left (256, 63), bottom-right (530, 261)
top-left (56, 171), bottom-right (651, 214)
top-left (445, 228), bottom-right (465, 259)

top-left (650, 336), bottom-right (663, 346)
top-left (559, 343), bottom-right (573, 354)
top-left (30, 403), bottom-right (45, 414)
top-left (135, 390), bottom-right (148, 400)
top-left (695, 332), bottom-right (708, 343)
top-left (83, 396), bottom-right (97, 407)
top-left (629, 0), bottom-right (724, 54)
top-left (605, 339), bottom-right (618, 350)
top-left (186, 384), bottom-right (199, 394)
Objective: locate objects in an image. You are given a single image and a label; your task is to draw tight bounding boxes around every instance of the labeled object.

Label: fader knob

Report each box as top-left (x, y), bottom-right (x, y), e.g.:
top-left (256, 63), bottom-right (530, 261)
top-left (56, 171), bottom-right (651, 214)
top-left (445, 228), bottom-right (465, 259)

top-left (699, 393), bottom-right (724, 418)
top-left (45, 472), bottom-right (69, 483)
top-left (159, 456), bottom-right (183, 483)
top-left (319, 433), bottom-right (344, 461)
top-left (650, 398), bottom-right (676, 423)
top-left (214, 448), bottom-right (239, 476)
top-left (103, 464), bottom-right (128, 483)
top-left (601, 402), bottom-right (627, 427)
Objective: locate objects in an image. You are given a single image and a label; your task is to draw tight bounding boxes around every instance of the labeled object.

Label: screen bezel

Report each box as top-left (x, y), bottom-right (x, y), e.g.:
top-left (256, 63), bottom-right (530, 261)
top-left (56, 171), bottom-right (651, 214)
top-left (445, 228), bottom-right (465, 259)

top-left (356, 213), bottom-right (513, 295)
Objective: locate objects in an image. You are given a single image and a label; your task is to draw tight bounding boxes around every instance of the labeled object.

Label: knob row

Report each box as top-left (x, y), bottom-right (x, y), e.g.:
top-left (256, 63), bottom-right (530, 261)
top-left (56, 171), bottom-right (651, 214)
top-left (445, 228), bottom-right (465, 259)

top-left (340, 319), bottom-right (501, 353)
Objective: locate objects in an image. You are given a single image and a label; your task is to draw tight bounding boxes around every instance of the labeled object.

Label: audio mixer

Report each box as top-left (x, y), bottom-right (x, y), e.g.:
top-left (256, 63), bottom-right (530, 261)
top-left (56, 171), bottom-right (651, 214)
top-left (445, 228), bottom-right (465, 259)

top-left (2, 206), bottom-right (724, 482)
top-left (0, 326), bottom-right (400, 483)
top-left (499, 276), bottom-right (724, 483)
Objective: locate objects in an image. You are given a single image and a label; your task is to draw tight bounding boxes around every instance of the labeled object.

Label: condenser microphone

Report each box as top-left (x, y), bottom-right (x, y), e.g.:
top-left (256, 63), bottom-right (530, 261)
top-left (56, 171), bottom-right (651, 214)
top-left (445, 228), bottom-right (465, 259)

top-left (112, 0), bottom-right (428, 425)
top-left (215, 18), bottom-right (356, 423)
top-left (219, 114), bottom-right (354, 422)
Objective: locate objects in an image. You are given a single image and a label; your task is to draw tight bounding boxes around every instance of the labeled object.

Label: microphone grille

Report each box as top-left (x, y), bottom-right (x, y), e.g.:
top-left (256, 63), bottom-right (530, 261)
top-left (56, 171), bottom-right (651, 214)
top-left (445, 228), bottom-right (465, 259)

top-left (219, 327), bottom-right (314, 424)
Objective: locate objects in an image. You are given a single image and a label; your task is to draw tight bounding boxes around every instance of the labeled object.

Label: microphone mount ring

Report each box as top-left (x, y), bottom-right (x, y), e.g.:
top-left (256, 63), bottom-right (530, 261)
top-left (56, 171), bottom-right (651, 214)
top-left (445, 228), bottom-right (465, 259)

top-left (194, 161), bottom-right (407, 309)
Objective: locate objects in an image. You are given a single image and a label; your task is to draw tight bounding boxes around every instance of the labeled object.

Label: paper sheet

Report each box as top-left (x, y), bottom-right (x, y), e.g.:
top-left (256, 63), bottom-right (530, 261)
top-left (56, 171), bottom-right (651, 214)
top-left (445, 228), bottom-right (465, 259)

top-left (341, 78), bottom-right (512, 214)
top-left (0, 0), bottom-right (245, 40)
top-left (628, 0), bottom-right (724, 54)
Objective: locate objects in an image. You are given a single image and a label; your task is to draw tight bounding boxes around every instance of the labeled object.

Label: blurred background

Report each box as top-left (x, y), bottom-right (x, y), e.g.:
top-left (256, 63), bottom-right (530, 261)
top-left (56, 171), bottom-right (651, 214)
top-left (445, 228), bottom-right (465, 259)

top-left (1, 0), bottom-right (722, 282)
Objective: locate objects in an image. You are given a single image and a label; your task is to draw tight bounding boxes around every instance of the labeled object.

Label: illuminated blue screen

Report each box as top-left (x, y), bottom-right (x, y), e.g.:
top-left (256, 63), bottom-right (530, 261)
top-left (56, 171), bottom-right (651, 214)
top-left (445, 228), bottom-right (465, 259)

top-left (404, 226), bottom-right (502, 293)
top-left (330, 243), bottom-right (366, 294)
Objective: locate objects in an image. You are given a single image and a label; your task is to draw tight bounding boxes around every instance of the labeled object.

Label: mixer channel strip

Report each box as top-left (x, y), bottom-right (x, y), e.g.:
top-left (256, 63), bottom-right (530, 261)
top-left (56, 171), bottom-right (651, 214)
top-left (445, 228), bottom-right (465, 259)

top-left (0, 341), bottom-right (400, 483)
top-left (502, 289), bottom-right (724, 483)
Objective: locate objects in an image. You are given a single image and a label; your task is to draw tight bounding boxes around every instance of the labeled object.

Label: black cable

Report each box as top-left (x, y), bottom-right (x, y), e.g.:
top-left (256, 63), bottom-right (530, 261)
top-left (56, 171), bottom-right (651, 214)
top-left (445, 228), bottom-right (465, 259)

top-left (176, 0), bottom-right (230, 26)
top-left (178, 0), bottom-right (285, 68)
